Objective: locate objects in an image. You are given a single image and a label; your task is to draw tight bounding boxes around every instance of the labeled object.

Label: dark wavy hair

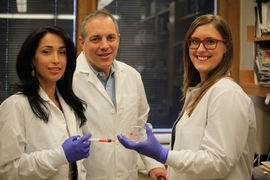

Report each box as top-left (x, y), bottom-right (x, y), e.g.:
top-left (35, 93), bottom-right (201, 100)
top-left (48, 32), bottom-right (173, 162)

top-left (12, 26), bottom-right (87, 127)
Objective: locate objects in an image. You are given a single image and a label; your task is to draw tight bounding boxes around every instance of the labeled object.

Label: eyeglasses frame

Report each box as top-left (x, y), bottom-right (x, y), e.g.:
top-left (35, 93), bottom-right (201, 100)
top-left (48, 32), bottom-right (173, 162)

top-left (186, 38), bottom-right (228, 50)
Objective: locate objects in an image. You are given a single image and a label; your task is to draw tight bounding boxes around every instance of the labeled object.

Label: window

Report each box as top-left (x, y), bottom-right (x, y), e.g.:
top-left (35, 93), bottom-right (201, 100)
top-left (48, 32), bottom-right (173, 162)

top-left (0, 0), bottom-right (216, 129)
top-left (99, 0), bottom-right (216, 128)
top-left (0, 0), bottom-right (76, 102)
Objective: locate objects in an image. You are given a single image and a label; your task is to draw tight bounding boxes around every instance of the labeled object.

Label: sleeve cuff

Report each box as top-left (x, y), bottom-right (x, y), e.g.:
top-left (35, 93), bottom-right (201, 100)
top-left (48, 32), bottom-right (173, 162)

top-left (158, 148), bottom-right (169, 164)
top-left (46, 147), bottom-right (68, 168)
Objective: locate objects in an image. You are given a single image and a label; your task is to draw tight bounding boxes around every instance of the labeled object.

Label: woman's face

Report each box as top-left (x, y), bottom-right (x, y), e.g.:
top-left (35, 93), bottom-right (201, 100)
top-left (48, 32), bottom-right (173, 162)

top-left (32, 33), bottom-right (67, 88)
top-left (189, 23), bottom-right (227, 81)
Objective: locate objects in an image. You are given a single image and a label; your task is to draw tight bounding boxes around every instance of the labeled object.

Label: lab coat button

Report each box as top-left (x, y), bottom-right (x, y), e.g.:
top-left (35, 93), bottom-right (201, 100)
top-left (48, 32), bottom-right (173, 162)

top-left (117, 172), bottom-right (121, 177)
top-left (110, 109), bottom-right (115, 114)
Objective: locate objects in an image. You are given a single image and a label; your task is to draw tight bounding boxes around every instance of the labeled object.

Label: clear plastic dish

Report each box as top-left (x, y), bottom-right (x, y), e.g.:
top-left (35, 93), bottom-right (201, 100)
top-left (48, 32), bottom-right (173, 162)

top-left (119, 121), bottom-right (152, 143)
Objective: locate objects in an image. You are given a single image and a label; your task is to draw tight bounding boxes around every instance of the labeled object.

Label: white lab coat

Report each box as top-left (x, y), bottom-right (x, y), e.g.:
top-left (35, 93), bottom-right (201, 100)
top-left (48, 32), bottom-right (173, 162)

top-left (73, 52), bottom-right (164, 180)
top-left (165, 78), bottom-right (256, 180)
top-left (0, 87), bottom-right (87, 180)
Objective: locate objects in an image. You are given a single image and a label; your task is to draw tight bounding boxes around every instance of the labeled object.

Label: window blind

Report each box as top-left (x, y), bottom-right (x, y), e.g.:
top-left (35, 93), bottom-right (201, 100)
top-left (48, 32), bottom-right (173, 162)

top-left (0, 0), bottom-right (75, 103)
top-left (99, 0), bottom-right (215, 128)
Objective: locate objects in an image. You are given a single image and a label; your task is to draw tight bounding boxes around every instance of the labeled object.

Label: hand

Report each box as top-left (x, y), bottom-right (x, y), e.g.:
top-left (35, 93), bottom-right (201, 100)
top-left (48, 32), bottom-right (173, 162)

top-left (157, 177), bottom-right (166, 180)
top-left (149, 167), bottom-right (167, 180)
top-left (117, 123), bottom-right (169, 163)
top-left (62, 133), bottom-right (91, 162)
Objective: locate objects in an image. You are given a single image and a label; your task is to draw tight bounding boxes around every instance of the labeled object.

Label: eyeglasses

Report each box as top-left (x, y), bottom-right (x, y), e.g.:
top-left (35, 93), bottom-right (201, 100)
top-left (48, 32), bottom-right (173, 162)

top-left (186, 38), bottom-right (227, 50)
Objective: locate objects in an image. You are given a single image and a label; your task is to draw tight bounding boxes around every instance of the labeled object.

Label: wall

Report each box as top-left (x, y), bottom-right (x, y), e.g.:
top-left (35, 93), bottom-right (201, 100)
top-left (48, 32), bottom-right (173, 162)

top-left (240, 0), bottom-right (270, 155)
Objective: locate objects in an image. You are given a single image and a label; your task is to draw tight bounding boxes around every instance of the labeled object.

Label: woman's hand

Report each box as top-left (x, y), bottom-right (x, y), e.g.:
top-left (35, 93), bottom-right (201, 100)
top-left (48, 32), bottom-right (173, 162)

top-left (117, 124), bottom-right (168, 163)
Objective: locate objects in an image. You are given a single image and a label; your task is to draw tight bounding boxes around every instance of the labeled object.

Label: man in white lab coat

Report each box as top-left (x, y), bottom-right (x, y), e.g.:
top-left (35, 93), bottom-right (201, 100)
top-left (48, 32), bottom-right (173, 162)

top-left (73, 9), bottom-right (167, 179)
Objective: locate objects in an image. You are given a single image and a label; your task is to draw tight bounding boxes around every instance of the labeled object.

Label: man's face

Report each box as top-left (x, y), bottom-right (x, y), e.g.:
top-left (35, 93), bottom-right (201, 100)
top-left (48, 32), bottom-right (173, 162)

top-left (79, 15), bottom-right (120, 77)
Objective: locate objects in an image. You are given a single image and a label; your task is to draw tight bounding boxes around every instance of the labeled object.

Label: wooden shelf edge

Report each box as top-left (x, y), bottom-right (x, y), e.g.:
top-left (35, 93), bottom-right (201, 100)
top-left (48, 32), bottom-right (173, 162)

top-left (240, 70), bottom-right (270, 97)
top-left (247, 25), bottom-right (270, 42)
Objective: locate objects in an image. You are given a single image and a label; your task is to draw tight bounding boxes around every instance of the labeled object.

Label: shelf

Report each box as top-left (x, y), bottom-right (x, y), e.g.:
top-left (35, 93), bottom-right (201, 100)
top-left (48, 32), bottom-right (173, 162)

top-left (134, 39), bottom-right (168, 46)
top-left (178, 9), bottom-right (212, 21)
top-left (173, 40), bottom-right (184, 47)
top-left (136, 7), bottom-right (170, 24)
top-left (240, 70), bottom-right (270, 97)
top-left (247, 25), bottom-right (270, 42)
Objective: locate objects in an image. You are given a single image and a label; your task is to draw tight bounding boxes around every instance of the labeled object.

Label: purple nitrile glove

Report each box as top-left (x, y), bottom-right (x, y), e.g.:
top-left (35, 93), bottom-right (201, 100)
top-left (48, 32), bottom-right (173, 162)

top-left (62, 133), bottom-right (92, 163)
top-left (117, 123), bottom-right (169, 164)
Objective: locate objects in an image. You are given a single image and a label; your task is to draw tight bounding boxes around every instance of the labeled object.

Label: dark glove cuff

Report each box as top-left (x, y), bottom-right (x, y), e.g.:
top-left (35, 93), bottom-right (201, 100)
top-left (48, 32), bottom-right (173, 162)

top-left (157, 148), bottom-right (169, 164)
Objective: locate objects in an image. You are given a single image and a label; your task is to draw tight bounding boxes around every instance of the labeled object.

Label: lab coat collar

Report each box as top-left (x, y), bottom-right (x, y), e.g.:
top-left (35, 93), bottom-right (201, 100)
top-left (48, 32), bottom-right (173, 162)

top-left (38, 87), bottom-right (77, 136)
top-left (77, 51), bottom-right (127, 73)
top-left (38, 87), bottom-right (51, 101)
top-left (88, 60), bottom-right (116, 79)
top-left (77, 51), bottom-right (127, 107)
top-left (77, 51), bottom-right (126, 103)
top-left (178, 83), bottom-right (202, 117)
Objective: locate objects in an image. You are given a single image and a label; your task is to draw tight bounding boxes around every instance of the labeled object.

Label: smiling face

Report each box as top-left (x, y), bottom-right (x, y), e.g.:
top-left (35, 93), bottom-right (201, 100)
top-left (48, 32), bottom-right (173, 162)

top-left (32, 33), bottom-right (67, 89)
top-left (189, 23), bottom-right (227, 81)
top-left (79, 15), bottom-right (120, 78)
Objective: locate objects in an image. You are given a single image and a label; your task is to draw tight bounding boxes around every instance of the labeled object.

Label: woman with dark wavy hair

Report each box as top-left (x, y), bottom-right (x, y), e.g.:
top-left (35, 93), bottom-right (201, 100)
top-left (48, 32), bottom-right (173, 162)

top-left (0, 26), bottom-right (91, 180)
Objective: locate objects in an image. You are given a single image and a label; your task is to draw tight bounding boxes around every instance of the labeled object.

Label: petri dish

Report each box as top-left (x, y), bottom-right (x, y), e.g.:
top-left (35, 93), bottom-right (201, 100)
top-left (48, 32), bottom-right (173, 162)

top-left (119, 121), bottom-right (151, 143)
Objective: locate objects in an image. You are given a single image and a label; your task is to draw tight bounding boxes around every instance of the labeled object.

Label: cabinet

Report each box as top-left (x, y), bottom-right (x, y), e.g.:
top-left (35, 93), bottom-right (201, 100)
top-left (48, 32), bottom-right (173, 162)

top-left (132, 1), bottom-right (172, 122)
top-left (240, 25), bottom-right (270, 97)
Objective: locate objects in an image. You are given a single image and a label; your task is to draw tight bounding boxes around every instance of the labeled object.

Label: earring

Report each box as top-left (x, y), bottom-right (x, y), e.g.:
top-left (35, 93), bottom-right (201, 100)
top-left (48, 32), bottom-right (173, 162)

top-left (31, 66), bottom-right (35, 77)
top-left (31, 69), bottom-right (35, 77)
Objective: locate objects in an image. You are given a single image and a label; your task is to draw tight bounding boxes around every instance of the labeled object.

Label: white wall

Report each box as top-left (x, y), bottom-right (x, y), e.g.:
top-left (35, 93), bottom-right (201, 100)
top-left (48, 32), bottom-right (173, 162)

top-left (241, 0), bottom-right (256, 70)
top-left (240, 0), bottom-right (270, 155)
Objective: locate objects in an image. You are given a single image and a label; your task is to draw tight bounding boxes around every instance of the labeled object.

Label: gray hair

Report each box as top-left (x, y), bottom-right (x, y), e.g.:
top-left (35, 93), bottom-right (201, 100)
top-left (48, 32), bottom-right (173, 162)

top-left (80, 9), bottom-right (119, 39)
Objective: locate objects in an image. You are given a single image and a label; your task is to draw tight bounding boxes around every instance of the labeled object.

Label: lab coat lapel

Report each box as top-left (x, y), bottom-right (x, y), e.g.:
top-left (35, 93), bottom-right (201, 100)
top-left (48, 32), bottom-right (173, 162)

top-left (77, 51), bottom-right (113, 105)
top-left (88, 72), bottom-right (114, 106)
top-left (38, 88), bottom-right (69, 144)
top-left (57, 92), bottom-right (77, 136)
top-left (114, 61), bottom-right (126, 103)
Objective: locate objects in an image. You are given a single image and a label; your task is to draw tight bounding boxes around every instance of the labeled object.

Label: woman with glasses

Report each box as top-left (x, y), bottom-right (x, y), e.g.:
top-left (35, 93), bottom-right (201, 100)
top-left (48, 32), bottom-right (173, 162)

top-left (117, 14), bottom-right (256, 180)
